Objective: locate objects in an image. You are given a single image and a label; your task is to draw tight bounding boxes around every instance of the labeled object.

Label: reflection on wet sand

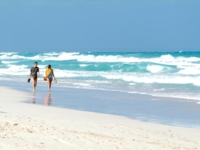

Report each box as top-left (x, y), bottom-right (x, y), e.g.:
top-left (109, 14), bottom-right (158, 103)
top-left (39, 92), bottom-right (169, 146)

top-left (31, 93), bottom-right (36, 104)
top-left (44, 92), bottom-right (51, 105)
top-left (31, 92), bottom-right (55, 106)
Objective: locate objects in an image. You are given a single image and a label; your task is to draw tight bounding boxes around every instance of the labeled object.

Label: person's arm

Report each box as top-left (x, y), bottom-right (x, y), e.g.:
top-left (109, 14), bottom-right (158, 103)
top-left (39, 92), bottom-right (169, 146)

top-left (37, 68), bottom-right (40, 77)
top-left (52, 69), bottom-right (56, 79)
top-left (45, 69), bottom-right (48, 77)
top-left (30, 68), bottom-right (32, 77)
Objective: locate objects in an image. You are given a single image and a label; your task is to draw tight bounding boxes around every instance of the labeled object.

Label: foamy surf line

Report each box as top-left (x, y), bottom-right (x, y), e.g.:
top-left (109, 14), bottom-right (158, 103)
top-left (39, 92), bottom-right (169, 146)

top-left (1, 76), bottom-right (200, 103)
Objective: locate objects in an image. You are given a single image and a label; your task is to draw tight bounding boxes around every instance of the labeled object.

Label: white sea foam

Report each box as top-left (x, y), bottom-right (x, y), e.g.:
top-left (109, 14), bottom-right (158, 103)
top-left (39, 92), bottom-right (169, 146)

top-left (153, 88), bottom-right (165, 92)
top-left (7, 65), bottom-right (27, 70)
top-left (0, 63), bottom-right (199, 87)
top-left (101, 73), bottom-right (200, 85)
top-left (1, 52), bottom-right (200, 103)
top-left (0, 52), bottom-right (17, 55)
top-left (0, 54), bottom-right (26, 60)
top-left (1, 61), bottom-right (19, 64)
top-left (129, 83), bottom-right (135, 85)
top-left (0, 65), bottom-right (29, 76)
top-left (44, 52), bottom-right (60, 56)
top-left (151, 93), bottom-right (200, 101)
top-left (74, 54), bottom-right (200, 65)
top-left (52, 69), bottom-right (80, 78)
top-left (73, 83), bottom-right (91, 87)
top-left (126, 90), bottom-right (200, 101)
top-left (178, 67), bottom-right (200, 75)
top-left (86, 80), bottom-right (111, 84)
top-left (39, 65), bottom-right (48, 69)
top-left (79, 64), bottom-right (88, 67)
top-left (39, 69), bottom-right (200, 86)
top-left (0, 52), bottom-right (200, 86)
top-left (42, 52), bottom-right (80, 61)
top-left (146, 65), bottom-right (164, 73)
top-left (0, 52), bottom-right (200, 68)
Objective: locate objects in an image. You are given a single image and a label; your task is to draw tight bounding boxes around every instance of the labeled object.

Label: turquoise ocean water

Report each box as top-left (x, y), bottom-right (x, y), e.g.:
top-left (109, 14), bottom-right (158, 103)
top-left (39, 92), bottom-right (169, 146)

top-left (0, 51), bottom-right (200, 103)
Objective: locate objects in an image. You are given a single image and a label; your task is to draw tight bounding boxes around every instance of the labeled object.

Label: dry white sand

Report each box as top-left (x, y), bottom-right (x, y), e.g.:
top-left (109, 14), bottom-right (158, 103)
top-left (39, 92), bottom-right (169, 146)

top-left (0, 86), bottom-right (200, 150)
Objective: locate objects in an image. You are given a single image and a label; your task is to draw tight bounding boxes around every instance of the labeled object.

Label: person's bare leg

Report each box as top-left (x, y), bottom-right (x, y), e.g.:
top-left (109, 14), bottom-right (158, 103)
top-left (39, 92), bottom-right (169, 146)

top-left (32, 79), bottom-right (35, 92)
top-left (35, 79), bottom-right (37, 90)
top-left (49, 79), bottom-right (52, 89)
top-left (48, 79), bottom-right (52, 92)
top-left (33, 79), bottom-right (37, 92)
top-left (47, 79), bottom-right (50, 91)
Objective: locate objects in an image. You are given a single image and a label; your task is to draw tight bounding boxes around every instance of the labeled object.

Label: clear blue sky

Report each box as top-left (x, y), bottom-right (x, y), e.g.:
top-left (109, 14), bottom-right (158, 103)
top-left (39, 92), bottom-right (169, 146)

top-left (0, 0), bottom-right (199, 52)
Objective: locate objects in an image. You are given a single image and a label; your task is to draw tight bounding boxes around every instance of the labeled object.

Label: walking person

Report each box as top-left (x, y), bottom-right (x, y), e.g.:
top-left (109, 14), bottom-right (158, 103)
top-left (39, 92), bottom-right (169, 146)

top-left (30, 62), bottom-right (40, 93)
top-left (45, 64), bottom-right (56, 92)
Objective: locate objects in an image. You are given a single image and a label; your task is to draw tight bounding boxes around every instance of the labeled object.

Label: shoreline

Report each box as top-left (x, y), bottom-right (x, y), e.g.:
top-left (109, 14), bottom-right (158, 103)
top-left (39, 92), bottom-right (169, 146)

top-left (1, 78), bottom-right (200, 103)
top-left (1, 80), bottom-right (200, 128)
top-left (0, 86), bottom-right (200, 149)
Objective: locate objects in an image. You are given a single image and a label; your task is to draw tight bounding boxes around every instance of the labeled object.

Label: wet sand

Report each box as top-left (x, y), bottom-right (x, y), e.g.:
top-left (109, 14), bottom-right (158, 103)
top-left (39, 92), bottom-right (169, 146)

top-left (0, 86), bottom-right (200, 150)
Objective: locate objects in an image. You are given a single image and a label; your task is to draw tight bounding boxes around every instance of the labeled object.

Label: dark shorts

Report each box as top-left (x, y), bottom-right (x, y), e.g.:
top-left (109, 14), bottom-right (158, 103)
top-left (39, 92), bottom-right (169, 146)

top-left (32, 76), bottom-right (38, 80)
top-left (47, 78), bottom-right (53, 81)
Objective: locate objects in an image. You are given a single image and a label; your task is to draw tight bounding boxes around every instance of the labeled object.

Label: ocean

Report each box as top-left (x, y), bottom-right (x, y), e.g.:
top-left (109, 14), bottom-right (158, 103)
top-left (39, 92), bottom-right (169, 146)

top-left (1, 51), bottom-right (200, 127)
top-left (0, 51), bottom-right (200, 103)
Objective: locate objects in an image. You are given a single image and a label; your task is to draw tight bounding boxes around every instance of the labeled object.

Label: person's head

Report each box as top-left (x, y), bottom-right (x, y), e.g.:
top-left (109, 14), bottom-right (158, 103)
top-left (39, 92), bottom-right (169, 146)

top-left (34, 62), bottom-right (38, 67)
top-left (48, 64), bottom-right (51, 69)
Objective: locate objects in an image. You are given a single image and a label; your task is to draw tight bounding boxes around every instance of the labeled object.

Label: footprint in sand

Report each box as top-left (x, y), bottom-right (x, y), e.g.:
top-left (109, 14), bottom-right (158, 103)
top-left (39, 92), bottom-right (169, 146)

top-left (53, 137), bottom-right (79, 147)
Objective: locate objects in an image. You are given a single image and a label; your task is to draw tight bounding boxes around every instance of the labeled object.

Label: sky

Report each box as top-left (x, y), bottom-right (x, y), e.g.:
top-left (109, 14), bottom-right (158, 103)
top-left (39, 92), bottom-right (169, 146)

top-left (0, 0), bottom-right (199, 52)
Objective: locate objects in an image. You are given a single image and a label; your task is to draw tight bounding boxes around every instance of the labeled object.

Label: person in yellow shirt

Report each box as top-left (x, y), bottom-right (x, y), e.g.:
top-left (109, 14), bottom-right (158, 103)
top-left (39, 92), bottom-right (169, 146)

top-left (45, 64), bottom-right (56, 92)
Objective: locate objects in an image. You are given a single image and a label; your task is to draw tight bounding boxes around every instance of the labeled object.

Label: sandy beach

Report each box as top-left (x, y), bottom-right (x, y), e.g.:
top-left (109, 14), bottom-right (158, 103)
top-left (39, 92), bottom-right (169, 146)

top-left (0, 86), bottom-right (200, 150)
